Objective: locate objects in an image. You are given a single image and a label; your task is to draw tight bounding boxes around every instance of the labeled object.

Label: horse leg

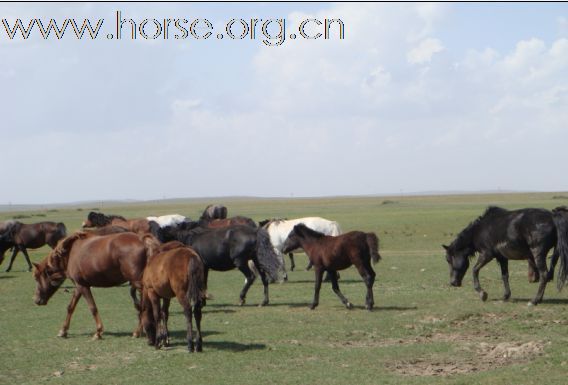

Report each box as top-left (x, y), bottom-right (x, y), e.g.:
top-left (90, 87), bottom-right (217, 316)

top-left (257, 267), bottom-right (270, 307)
top-left (193, 302), bottom-right (203, 352)
top-left (140, 290), bottom-right (156, 346)
top-left (58, 287), bottom-right (83, 338)
top-left (306, 260), bottom-right (313, 271)
top-left (78, 286), bottom-right (104, 340)
top-left (203, 268), bottom-right (211, 303)
top-left (527, 258), bottom-right (540, 283)
top-left (20, 247), bottom-right (33, 272)
top-left (179, 295), bottom-right (194, 352)
top-left (355, 261), bottom-right (376, 310)
top-left (289, 253), bottom-right (295, 271)
top-left (546, 248), bottom-right (559, 282)
top-left (328, 270), bottom-right (353, 309)
top-left (530, 249), bottom-right (549, 306)
top-left (162, 298), bottom-right (171, 347)
top-left (130, 285), bottom-right (143, 338)
top-left (495, 255), bottom-right (511, 301)
top-left (147, 290), bottom-right (162, 348)
top-left (310, 267), bottom-right (324, 310)
top-left (472, 253), bottom-right (493, 301)
top-left (236, 263), bottom-right (256, 306)
top-left (4, 247), bottom-right (19, 272)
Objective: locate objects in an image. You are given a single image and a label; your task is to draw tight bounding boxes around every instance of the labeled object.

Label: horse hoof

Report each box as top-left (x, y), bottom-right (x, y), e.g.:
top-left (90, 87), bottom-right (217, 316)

top-left (528, 301), bottom-right (537, 307)
top-left (57, 330), bottom-right (68, 338)
top-left (132, 332), bottom-right (140, 338)
top-left (345, 302), bottom-right (354, 309)
top-left (479, 291), bottom-right (488, 302)
top-left (92, 333), bottom-right (102, 340)
top-left (239, 299), bottom-right (245, 306)
top-left (309, 304), bottom-right (317, 310)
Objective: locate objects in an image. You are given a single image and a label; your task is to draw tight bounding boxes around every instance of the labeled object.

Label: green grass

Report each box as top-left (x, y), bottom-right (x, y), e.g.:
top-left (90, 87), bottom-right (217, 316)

top-left (2, 193), bottom-right (568, 384)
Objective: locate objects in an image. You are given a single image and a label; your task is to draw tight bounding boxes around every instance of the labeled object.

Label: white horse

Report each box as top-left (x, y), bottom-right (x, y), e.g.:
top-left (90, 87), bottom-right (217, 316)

top-left (146, 214), bottom-right (188, 228)
top-left (252, 217), bottom-right (342, 275)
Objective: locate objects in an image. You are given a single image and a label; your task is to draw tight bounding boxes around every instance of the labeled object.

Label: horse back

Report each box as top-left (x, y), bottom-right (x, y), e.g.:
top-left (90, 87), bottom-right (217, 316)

top-left (67, 232), bottom-right (148, 287)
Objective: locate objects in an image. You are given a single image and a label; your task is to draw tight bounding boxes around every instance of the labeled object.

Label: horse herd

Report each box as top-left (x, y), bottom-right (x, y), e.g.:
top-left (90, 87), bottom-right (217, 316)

top-left (2, 204), bottom-right (568, 352)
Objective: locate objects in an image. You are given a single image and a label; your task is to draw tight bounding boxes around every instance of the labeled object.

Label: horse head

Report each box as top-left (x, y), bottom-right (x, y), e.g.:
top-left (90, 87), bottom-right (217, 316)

top-left (32, 232), bottom-right (86, 305)
top-left (443, 243), bottom-right (472, 287)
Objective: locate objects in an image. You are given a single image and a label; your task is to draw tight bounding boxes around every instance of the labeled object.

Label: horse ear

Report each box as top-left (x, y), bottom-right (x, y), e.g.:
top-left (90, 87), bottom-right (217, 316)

top-left (442, 244), bottom-right (449, 251)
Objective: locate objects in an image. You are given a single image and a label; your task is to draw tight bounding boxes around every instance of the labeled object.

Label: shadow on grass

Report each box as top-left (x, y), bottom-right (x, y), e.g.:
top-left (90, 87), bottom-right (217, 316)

top-left (0, 274), bottom-right (15, 279)
top-left (283, 279), bottom-right (362, 284)
top-left (508, 297), bottom-right (568, 305)
top-left (204, 340), bottom-right (266, 352)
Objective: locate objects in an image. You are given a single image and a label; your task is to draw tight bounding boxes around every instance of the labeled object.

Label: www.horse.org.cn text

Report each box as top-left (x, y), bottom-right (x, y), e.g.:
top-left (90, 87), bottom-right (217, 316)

top-left (0, 11), bottom-right (345, 46)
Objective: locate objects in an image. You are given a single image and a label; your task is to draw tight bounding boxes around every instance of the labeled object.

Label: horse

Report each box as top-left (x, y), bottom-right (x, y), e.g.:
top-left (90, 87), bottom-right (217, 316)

top-left (82, 211), bottom-right (150, 234)
top-left (0, 221), bottom-right (67, 272)
top-left (443, 206), bottom-right (568, 306)
top-left (282, 224), bottom-right (381, 310)
top-left (260, 217), bottom-right (342, 271)
top-left (200, 204), bottom-right (228, 221)
top-left (160, 225), bottom-right (285, 306)
top-left (201, 216), bottom-right (257, 229)
top-left (32, 231), bottom-right (160, 339)
top-left (146, 214), bottom-right (189, 228)
top-left (141, 241), bottom-right (205, 352)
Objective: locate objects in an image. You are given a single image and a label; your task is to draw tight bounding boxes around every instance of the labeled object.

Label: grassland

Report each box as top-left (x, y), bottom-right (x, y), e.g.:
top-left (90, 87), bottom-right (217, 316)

top-left (1, 193), bottom-right (568, 384)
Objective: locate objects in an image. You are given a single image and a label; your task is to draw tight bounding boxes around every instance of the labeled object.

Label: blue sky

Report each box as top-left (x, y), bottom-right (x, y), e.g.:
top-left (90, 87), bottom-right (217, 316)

top-left (1, 3), bottom-right (567, 204)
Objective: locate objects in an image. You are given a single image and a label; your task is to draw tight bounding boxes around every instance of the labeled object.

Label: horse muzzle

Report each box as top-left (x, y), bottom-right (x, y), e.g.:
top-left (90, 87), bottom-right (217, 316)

top-left (450, 280), bottom-right (462, 287)
top-left (34, 296), bottom-right (47, 306)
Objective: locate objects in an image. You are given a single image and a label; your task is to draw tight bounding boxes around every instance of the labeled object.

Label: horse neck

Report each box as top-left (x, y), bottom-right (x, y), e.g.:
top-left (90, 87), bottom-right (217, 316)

top-left (454, 222), bottom-right (478, 252)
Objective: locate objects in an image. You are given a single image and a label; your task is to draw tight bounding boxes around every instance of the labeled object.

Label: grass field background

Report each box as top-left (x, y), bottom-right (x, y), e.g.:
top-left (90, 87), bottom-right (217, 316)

top-left (2, 193), bottom-right (568, 384)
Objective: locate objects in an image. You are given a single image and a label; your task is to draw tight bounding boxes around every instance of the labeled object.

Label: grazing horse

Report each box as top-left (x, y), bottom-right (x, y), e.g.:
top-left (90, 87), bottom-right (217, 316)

top-left (82, 211), bottom-right (150, 234)
top-left (260, 217), bottom-right (342, 271)
top-left (282, 224), bottom-right (381, 310)
top-left (0, 221), bottom-right (67, 272)
top-left (443, 206), bottom-right (568, 306)
top-left (141, 242), bottom-right (205, 352)
top-left (32, 231), bottom-right (160, 339)
top-left (161, 225), bottom-right (285, 306)
top-left (200, 204), bottom-right (228, 221)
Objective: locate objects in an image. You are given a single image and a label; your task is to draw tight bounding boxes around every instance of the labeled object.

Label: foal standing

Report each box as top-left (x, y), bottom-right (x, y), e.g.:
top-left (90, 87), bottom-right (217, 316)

top-left (282, 224), bottom-right (381, 310)
top-left (142, 242), bottom-right (206, 352)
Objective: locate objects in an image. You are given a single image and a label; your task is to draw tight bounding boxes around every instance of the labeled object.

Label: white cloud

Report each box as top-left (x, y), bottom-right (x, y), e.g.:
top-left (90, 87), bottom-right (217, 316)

top-left (407, 37), bottom-right (445, 64)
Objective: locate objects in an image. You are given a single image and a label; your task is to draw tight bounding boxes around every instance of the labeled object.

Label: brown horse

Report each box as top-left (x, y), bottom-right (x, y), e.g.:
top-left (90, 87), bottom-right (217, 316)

top-left (141, 241), bottom-right (205, 352)
top-left (82, 211), bottom-right (151, 234)
top-left (282, 224), bottom-right (381, 310)
top-left (0, 221), bottom-right (67, 272)
top-left (203, 216), bottom-right (257, 229)
top-left (32, 231), bottom-right (160, 339)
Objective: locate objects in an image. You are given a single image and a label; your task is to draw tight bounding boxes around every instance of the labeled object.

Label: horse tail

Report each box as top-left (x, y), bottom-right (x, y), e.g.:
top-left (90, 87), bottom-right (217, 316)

top-left (139, 234), bottom-right (161, 262)
top-left (552, 207), bottom-right (568, 291)
top-left (256, 228), bottom-right (285, 282)
top-left (187, 249), bottom-right (206, 307)
top-left (366, 232), bottom-right (381, 264)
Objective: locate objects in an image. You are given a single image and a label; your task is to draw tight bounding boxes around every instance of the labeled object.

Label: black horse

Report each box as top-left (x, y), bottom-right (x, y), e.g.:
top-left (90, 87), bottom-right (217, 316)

top-left (82, 212), bottom-right (126, 228)
top-left (160, 225), bottom-right (285, 306)
top-left (443, 206), bottom-right (568, 306)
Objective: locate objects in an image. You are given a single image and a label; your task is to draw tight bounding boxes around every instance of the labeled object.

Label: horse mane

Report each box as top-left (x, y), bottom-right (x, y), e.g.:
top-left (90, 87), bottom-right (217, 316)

top-left (47, 232), bottom-right (90, 272)
top-left (87, 212), bottom-right (126, 227)
top-left (451, 206), bottom-right (508, 256)
top-left (259, 218), bottom-right (286, 228)
top-left (294, 223), bottom-right (325, 238)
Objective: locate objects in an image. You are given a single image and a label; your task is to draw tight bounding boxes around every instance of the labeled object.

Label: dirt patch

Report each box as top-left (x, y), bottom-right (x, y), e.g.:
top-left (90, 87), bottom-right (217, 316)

top-left (387, 340), bottom-right (547, 377)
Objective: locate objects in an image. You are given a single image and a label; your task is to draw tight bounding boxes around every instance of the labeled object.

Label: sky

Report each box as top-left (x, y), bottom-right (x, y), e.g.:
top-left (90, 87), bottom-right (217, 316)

top-left (1, 2), bottom-right (568, 204)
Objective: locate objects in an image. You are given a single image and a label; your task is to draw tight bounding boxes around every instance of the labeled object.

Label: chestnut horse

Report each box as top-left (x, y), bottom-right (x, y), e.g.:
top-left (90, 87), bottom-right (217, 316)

top-left (282, 224), bottom-right (381, 310)
top-left (82, 211), bottom-right (150, 234)
top-left (32, 231), bottom-right (160, 339)
top-left (202, 216), bottom-right (257, 229)
top-left (141, 241), bottom-right (205, 352)
top-left (0, 221), bottom-right (67, 272)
